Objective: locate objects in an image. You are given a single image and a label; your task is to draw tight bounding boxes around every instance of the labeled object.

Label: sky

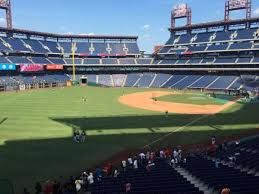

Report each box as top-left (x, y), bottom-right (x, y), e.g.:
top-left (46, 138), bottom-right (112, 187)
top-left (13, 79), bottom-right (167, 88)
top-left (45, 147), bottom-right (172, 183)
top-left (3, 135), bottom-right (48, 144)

top-left (0, 0), bottom-right (259, 53)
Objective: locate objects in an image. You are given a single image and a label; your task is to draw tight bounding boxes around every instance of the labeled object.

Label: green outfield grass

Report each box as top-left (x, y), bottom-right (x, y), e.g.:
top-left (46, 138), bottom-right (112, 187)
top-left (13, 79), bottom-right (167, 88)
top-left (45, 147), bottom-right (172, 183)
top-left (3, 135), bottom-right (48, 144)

top-left (158, 92), bottom-right (236, 105)
top-left (0, 86), bottom-right (258, 194)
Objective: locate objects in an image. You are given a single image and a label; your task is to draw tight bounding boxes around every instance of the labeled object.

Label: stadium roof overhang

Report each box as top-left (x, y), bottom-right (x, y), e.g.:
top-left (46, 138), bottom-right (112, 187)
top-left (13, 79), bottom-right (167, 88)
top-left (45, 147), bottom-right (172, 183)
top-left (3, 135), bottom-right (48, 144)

top-left (168, 17), bottom-right (259, 33)
top-left (0, 27), bottom-right (138, 41)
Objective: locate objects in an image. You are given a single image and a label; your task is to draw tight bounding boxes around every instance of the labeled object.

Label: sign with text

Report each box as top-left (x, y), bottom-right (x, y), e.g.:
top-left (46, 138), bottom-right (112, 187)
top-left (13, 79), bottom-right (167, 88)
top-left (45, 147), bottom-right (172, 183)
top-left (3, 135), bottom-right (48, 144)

top-left (173, 4), bottom-right (188, 18)
top-left (46, 64), bottom-right (64, 70)
top-left (20, 64), bottom-right (44, 72)
top-left (229, 0), bottom-right (247, 10)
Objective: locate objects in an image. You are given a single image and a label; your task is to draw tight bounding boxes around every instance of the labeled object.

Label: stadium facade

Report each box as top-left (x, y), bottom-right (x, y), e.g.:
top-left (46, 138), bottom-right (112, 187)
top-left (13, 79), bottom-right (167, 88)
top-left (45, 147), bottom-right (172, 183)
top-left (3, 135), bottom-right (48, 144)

top-left (0, 0), bottom-right (258, 93)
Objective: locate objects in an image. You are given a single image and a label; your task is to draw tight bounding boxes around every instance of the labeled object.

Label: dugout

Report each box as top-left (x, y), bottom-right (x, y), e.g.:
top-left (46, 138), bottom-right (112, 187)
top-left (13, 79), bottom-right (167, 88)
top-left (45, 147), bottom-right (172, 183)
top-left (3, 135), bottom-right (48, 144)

top-left (80, 76), bottom-right (88, 86)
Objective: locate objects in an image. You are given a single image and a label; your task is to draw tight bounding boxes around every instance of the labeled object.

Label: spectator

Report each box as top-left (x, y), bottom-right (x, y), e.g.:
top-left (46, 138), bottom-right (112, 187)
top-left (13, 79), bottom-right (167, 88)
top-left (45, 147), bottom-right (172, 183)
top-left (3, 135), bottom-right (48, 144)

top-left (80, 131), bottom-right (86, 142)
top-left (122, 160), bottom-right (127, 171)
top-left (113, 168), bottom-right (120, 178)
top-left (221, 186), bottom-right (230, 194)
top-left (95, 168), bottom-right (102, 181)
top-left (146, 161), bottom-right (155, 172)
top-left (160, 149), bottom-right (165, 159)
top-left (87, 172), bottom-right (94, 185)
top-left (139, 152), bottom-right (145, 160)
top-left (35, 182), bottom-right (42, 194)
top-left (171, 158), bottom-right (175, 167)
top-left (173, 149), bottom-right (178, 160)
top-left (43, 180), bottom-right (53, 194)
top-left (133, 159), bottom-right (138, 169)
top-left (125, 182), bottom-right (131, 193)
top-left (75, 178), bottom-right (83, 192)
top-left (128, 156), bottom-right (133, 166)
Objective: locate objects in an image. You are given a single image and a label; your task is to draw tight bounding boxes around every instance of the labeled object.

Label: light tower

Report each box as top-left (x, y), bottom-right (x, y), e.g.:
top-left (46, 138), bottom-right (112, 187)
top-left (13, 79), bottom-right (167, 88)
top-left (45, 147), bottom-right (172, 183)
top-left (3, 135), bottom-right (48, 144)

top-left (0, 0), bottom-right (12, 30)
top-left (224, 0), bottom-right (252, 21)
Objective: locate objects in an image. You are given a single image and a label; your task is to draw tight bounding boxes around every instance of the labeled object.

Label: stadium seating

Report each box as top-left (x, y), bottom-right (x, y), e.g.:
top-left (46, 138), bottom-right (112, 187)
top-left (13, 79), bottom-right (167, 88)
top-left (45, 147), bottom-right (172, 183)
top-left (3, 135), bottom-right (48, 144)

top-left (89, 159), bottom-right (203, 194)
top-left (98, 74), bottom-right (113, 86)
top-left (150, 74), bottom-right (172, 88)
top-left (136, 73), bottom-right (155, 88)
top-left (112, 74), bottom-right (125, 87)
top-left (181, 156), bottom-right (259, 194)
top-left (124, 73), bottom-right (141, 87)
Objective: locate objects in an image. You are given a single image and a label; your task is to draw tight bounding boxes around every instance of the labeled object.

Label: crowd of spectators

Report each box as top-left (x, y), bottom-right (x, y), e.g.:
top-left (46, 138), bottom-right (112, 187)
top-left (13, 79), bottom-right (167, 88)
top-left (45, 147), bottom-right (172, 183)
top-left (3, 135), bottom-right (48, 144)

top-left (24, 147), bottom-right (186, 194)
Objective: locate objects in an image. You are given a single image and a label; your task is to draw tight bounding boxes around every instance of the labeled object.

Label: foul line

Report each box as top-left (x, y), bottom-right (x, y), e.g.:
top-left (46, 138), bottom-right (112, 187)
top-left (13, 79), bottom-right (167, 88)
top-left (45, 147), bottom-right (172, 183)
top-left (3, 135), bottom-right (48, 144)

top-left (143, 115), bottom-right (209, 148)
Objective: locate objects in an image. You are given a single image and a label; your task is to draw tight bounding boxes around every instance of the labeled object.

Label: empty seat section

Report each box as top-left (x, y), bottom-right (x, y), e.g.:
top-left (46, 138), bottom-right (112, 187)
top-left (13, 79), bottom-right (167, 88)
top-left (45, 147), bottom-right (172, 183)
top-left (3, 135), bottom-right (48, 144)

top-left (201, 58), bottom-right (215, 64)
top-left (188, 58), bottom-right (202, 64)
top-left (31, 57), bottom-right (50, 64)
top-left (59, 42), bottom-right (72, 53)
top-left (7, 56), bottom-right (31, 63)
top-left (176, 59), bottom-right (188, 64)
top-left (92, 43), bottom-right (108, 55)
top-left (125, 43), bottom-right (140, 54)
top-left (188, 45), bottom-right (207, 52)
top-left (237, 57), bottom-right (252, 63)
top-left (159, 46), bottom-right (171, 53)
top-left (207, 44), bottom-right (228, 51)
top-left (194, 32), bottom-right (213, 43)
top-left (2, 37), bottom-right (30, 52)
top-left (214, 31), bottom-right (233, 41)
top-left (23, 39), bottom-right (49, 53)
top-left (109, 43), bottom-right (124, 55)
top-left (0, 57), bottom-right (10, 63)
top-left (162, 75), bottom-right (186, 88)
top-left (40, 40), bottom-right (61, 53)
top-left (136, 73), bottom-right (155, 88)
top-left (177, 34), bottom-right (193, 44)
top-left (124, 74), bottom-right (141, 87)
top-left (208, 76), bottom-right (237, 89)
top-left (214, 57), bottom-right (236, 64)
top-left (160, 59), bottom-right (176, 64)
top-left (0, 38), bottom-right (11, 51)
top-left (235, 29), bottom-right (257, 40)
top-left (75, 42), bottom-right (91, 54)
top-left (119, 58), bottom-right (136, 64)
top-left (83, 58), bottom-right (100, 64)
top-left (189, 75), bottom-right (218, 88)
top-left (64, 58), bottom-right (82, 64)
top-left (151, 74), bottom-right (172, 87)
top-left (136, 58), bottom-right (152, 64)
top-left (49, 58), bottom-right (65, 64)
top-left (98, 74), bottom-right (112, 86)
top-left (229, 42), bottom-right (252, 50)
top-left (172, 75), bottom-right (201, 89)
top-left (112, 74), bottom-right (125, 87)
top-left (102, 58), bottom-right (118, 64)
top-left (253, 57), bottom-right (259, 63)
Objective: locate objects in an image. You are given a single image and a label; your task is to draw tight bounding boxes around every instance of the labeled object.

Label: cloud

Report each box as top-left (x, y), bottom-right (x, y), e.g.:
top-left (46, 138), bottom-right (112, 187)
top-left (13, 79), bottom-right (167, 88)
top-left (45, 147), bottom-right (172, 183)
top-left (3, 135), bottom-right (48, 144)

top-left (141, 34), bottom-right (152, 40)
top-left (0, 18), bottom-right (6, 26)
top-left (254, 8), bottom-right (259, 15)
top-left (78, 32), bottom-right (95, 36)
top-left (143, 24), bottom-right (151, 31)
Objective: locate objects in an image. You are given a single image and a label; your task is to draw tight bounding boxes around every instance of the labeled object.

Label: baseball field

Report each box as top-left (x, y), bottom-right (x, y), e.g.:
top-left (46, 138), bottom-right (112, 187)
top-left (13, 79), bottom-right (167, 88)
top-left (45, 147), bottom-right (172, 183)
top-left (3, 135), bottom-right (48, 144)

top-left (0, 86), bottom-right (258, 193)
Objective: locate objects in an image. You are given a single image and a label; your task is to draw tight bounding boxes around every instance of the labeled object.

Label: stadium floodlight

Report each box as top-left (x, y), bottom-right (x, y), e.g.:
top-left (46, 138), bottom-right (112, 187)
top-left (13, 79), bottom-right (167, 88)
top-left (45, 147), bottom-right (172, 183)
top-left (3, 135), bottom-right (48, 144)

top-left (0, 0), bottom-right (12, 29)
top-left (225, 0), bottom-right (251, 21)
top-left (171, 3), bottom-right (192, 29)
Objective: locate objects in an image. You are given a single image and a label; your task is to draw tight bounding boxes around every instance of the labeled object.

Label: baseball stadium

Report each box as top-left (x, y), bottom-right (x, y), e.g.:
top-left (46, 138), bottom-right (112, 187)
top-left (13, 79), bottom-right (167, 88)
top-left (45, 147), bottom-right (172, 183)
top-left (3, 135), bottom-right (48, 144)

top-left (0, 0), bottom-right (259, 194)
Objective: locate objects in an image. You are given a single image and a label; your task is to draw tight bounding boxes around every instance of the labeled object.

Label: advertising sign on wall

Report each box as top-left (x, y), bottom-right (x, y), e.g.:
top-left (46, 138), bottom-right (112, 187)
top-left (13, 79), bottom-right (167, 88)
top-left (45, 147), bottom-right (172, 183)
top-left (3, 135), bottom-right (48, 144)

top-left (0, 64), bottom-right (16, 71)
top-left (20, 64), bottom-right (44, 72)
